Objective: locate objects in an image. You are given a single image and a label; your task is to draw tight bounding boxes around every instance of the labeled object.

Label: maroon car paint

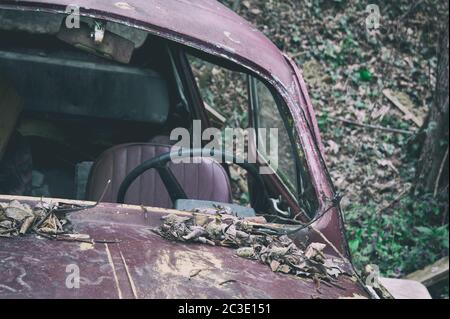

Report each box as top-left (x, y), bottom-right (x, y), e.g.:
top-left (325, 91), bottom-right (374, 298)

top-left (0, 196), bottom-right (368, 299)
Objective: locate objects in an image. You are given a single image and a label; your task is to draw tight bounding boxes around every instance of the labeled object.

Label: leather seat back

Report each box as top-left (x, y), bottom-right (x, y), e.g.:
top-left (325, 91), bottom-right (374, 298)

top-left (86, 143), bottom-right (232, 208)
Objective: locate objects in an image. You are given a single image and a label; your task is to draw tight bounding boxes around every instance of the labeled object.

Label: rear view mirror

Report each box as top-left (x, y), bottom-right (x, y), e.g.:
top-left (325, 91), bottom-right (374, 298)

top-left (57, 22), bottom-right (135, 64)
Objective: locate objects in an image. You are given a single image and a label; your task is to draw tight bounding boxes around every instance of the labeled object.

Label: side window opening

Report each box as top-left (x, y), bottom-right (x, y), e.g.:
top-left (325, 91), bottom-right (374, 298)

top-left (187, 52), bottom-right (319, 217)
top-left (249, 77), bottom-right (318, 217)
top-left (249, 77), bottom-right (298, 195)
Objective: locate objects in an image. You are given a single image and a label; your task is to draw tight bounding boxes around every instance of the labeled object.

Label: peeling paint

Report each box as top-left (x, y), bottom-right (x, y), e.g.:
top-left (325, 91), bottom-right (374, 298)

top-left (16, 267), bottom-right (32, 291)
top-left (114, 2), bottom-right (135, 10)
top-left (79, 242), bottom-right (94, 251)
top-left (224, 31), bottom-right (241, 44)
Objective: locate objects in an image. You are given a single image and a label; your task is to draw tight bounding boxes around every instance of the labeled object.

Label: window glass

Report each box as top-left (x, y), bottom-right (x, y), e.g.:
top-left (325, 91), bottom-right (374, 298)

top-left (252, 78), bottom-right (298, 195)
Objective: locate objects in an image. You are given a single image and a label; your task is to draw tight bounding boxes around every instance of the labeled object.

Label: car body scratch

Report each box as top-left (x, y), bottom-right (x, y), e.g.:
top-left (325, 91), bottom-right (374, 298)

top-left (118, 246), bottom-right (138, 299)
top-left (16, 267), bottom-right (31, 291)
top-left (105, 243), bottom-right (123, 299)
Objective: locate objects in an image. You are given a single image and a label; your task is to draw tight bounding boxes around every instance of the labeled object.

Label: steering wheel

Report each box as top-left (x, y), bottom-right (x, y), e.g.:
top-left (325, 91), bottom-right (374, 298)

top-left (116, 148), bottom-right (270, 211)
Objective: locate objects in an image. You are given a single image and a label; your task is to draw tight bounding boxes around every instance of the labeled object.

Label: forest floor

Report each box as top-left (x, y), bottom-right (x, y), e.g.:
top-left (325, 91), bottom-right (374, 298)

top-left (218, 0), bottom-right (448, 295)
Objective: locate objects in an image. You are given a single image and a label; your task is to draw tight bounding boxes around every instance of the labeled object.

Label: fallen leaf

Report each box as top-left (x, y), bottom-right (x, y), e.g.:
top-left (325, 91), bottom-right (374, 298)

top-left (270, 260), bottom-right (280, 272)
top-left (305, 242), bottom-right (326, 261)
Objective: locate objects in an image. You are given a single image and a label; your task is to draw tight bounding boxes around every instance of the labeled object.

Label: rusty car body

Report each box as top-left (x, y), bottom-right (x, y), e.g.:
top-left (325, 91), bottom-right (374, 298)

top-left (0, 0), bottom-right (374, 299)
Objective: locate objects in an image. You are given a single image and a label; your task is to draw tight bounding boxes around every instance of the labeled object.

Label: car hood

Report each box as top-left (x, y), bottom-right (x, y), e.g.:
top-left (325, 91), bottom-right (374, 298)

top-left (0, 196), bottom-right (369, 299)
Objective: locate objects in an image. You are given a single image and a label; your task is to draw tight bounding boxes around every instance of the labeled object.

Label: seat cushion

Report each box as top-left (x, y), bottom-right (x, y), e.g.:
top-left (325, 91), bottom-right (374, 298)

top-left (86, 143), bottom-right (232, 208)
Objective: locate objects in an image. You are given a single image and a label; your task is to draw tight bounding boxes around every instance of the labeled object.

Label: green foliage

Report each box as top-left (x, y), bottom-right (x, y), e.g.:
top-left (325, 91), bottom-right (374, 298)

top-left (345, 193), bottom-right (449, 278)
top-left (358, 68), bottom-right (373, 82)
top-left (239, 191), bottom-right (250, 206)
top-left (317, 112), bottom-right (329, 131)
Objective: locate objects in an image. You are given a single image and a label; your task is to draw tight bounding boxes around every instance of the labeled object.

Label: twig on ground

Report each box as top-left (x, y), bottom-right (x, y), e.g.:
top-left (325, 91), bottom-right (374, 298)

top-left (382, 89), bottom-right (424, 127)
top-left (375, 184), bottom-right (412, 215)
top-left (433, 146), bottom-right (449, 198)
top-left (328, 117), bottom-right (415, 135)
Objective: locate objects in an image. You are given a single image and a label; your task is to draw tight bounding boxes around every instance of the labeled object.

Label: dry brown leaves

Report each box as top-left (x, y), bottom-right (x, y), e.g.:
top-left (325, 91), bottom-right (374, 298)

top-left (154, 213), bottom-right (348, 283)
top-left (0, 200), bottom-right (72, 238)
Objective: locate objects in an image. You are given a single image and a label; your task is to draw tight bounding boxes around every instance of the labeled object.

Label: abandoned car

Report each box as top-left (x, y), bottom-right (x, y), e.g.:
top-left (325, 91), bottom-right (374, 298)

top-left (0, 0), bottom-right (405, 299)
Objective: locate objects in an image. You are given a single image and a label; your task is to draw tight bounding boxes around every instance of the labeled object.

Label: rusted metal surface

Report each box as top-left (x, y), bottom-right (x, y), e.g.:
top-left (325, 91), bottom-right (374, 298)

top-left (0, 196), bottom-right (369, 299)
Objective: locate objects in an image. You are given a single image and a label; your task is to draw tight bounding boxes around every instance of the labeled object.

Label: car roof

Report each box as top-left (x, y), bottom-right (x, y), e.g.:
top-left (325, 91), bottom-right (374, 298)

top-left (1, 0), bottom-right (295, 93)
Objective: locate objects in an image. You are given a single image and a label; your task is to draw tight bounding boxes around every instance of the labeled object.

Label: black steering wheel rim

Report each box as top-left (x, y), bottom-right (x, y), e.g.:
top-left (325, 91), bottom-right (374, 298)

top-left (116, 148), bottom-right (270, 210)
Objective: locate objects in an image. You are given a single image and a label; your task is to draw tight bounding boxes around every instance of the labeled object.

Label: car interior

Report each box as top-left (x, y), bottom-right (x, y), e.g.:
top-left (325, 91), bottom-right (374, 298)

top-left (0, 9), bottom-right (318, 221)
